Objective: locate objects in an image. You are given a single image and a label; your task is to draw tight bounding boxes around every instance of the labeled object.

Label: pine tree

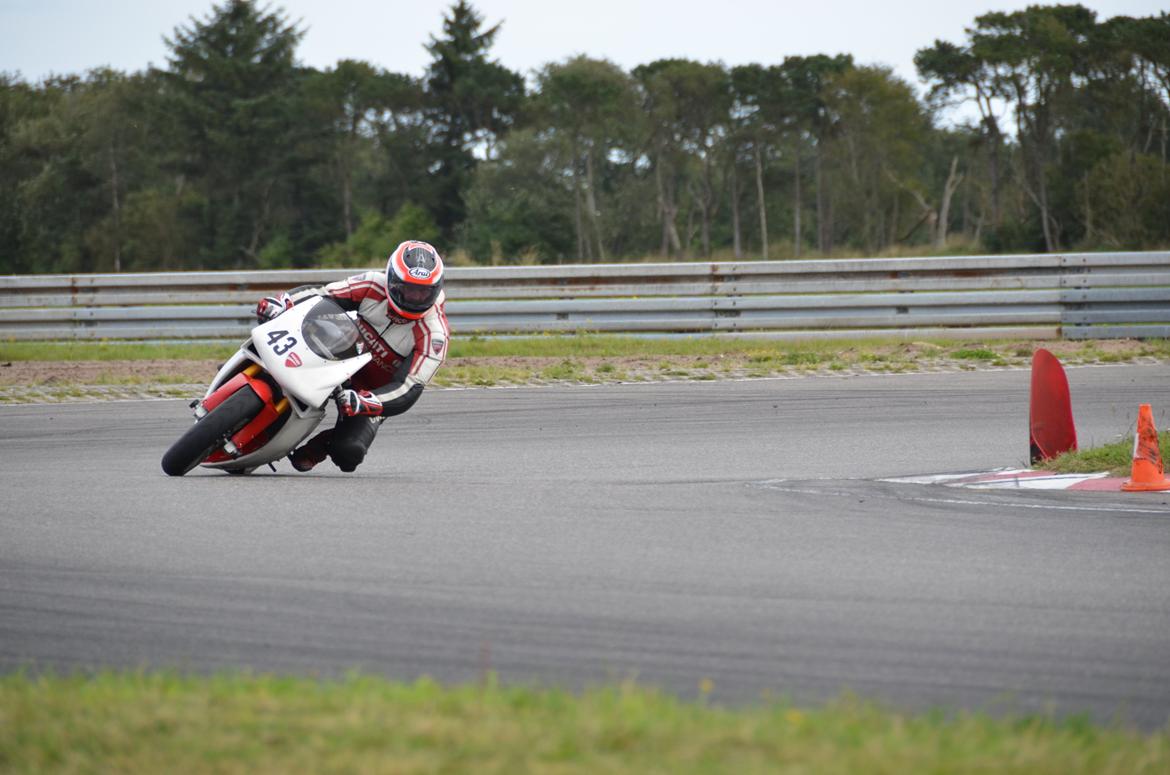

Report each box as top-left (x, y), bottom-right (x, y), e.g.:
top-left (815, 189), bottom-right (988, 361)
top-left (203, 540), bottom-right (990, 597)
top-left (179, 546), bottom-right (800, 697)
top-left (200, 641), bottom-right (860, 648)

top-left (424, 1), bottom-right (524, 237)
top-left (159, 0), bottom-right (305, 266)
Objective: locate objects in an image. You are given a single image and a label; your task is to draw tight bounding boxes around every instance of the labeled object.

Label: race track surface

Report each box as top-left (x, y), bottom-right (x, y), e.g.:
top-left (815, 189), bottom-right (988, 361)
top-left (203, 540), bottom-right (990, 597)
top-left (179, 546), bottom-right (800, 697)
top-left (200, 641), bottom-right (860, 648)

top-left (2, 365), bottom-right (1169, 727)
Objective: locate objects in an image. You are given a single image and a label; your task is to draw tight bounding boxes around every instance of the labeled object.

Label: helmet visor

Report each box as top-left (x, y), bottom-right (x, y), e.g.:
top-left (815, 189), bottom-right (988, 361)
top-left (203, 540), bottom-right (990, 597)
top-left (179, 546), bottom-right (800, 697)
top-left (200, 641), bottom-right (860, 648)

top-left (390, 279), bottom-right (441, 314)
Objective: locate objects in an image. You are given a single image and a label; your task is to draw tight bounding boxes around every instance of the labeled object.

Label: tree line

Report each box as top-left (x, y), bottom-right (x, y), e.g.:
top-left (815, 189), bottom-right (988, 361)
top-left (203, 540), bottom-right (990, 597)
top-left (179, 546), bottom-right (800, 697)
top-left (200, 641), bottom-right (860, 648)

top-left (1, 1), bottom-right (1167, 274)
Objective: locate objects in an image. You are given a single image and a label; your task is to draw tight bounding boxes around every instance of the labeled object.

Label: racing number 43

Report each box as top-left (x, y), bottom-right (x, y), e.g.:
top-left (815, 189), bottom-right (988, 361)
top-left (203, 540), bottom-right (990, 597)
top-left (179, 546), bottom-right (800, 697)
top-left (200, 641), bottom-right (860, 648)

top-left (266, 329), bottom-right (298, 355)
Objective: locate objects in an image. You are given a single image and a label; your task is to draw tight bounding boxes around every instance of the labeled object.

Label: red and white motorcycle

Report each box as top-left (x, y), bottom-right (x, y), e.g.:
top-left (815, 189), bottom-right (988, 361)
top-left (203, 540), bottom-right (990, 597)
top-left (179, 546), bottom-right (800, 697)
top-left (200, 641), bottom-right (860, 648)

top-left (161, 296), bottom-right (372, 476)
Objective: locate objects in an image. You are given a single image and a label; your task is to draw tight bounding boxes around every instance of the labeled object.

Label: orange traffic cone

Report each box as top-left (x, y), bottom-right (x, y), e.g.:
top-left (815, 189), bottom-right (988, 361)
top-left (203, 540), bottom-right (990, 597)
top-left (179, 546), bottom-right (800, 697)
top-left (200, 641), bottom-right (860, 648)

top-left (1122, 404), bottom-right (1170, 492)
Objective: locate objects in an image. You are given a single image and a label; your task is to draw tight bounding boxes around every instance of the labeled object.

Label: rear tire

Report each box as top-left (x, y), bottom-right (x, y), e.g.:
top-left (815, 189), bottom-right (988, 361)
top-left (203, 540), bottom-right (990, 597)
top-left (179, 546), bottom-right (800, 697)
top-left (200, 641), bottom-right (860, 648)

top-left (161, 387), bottom-right (264, 476)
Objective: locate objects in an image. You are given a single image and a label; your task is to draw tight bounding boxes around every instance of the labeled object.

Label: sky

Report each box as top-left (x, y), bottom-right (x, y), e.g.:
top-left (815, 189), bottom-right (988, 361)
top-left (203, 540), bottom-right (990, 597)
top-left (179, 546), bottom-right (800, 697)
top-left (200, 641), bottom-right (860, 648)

top-left (2, 0), bottom-right (1165, 93)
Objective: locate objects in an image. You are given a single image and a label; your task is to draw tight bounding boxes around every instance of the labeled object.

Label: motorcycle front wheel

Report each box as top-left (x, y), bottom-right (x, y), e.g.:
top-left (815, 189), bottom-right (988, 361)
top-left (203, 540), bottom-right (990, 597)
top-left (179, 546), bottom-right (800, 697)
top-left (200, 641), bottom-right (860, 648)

top-left (161, 387), bottom-right (264, 477)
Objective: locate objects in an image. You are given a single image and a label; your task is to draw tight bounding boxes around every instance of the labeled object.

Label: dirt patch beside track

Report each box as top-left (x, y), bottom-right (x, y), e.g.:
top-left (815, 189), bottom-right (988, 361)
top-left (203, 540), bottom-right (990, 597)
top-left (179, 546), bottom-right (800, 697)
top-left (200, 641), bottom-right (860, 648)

top-left (1, 339), bottom-right (1165, 403)
top-left (0, 359), bottom-right (221, 387)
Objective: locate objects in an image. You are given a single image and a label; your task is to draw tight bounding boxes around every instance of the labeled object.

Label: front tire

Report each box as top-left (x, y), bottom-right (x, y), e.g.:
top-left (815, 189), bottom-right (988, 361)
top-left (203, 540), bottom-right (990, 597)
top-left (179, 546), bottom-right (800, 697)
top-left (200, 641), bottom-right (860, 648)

top-left (161, 387), bottom-right (264, 476)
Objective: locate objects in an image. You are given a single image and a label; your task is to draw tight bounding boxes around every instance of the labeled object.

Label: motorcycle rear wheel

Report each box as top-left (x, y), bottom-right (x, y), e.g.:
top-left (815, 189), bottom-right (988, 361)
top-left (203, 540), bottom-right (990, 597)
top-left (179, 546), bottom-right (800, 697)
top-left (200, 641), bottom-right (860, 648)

top-left (161, 387), bottom-right (264, 477)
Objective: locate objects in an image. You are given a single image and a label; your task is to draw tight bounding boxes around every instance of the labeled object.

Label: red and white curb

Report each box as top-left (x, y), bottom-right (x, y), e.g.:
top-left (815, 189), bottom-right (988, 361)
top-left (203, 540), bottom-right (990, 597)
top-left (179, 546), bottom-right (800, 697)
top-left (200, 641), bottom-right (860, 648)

top-left (881, 469), bottom-right (1128, 491)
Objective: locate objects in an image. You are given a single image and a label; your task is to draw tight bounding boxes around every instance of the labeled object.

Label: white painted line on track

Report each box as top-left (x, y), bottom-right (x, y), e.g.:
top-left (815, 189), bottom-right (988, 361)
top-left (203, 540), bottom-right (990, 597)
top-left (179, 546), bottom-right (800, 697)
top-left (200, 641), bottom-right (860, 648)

top-left (889, 493), bottom-right (1169, 515)
top-left (879, 469), bottom-right (1115, 490)
top-left (752, 479), bottom-right (1170, 516)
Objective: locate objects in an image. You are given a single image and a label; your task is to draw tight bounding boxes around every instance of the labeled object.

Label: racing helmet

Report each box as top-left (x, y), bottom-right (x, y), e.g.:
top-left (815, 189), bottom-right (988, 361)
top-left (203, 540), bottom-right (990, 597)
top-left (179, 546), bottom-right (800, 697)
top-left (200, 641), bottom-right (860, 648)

top-left (385, 240), bottom-right (444, 319)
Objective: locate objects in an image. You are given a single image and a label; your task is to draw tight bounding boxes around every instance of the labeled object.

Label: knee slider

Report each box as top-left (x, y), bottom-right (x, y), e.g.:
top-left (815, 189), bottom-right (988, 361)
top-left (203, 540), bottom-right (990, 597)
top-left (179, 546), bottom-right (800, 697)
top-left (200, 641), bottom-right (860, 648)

top-left (330, 438), bottom-right (366, 472)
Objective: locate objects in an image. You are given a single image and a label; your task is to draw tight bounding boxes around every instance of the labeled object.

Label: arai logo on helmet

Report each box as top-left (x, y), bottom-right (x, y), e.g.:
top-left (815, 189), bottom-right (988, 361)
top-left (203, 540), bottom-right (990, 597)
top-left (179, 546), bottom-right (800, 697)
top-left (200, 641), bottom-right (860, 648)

top-left (407, 266), bottom-right (433, 280)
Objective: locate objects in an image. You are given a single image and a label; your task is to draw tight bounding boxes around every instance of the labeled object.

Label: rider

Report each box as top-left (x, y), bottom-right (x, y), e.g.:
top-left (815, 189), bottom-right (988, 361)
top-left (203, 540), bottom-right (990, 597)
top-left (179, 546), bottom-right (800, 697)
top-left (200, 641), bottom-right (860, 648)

top-left (255, 240), bottom-right (449, 473)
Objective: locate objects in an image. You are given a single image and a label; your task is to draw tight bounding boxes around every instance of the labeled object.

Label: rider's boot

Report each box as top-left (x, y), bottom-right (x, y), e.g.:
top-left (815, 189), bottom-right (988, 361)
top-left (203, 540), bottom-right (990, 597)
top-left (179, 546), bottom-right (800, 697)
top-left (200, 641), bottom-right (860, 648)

top-left (288, 429), bottom-right (332, 472)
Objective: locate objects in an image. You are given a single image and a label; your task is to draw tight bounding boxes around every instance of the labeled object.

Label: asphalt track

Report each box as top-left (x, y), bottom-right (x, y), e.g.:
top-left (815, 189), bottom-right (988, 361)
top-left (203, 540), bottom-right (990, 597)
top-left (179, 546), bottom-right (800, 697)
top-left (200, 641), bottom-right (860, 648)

top-left (2, 365), bottom-right (1169, 728)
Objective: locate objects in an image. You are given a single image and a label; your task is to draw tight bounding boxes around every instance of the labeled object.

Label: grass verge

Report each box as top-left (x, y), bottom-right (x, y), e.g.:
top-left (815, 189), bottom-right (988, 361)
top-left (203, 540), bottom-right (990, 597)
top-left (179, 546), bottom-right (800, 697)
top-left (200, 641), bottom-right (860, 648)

top-left (1, 337), bottom-right (1167, 393)
top-left (1039, 431), bottom-right (1170, 476)
top-left (3, 336), bottom-right (1168, 364)
top-left (1, 672), bottom-right (1166, 774)
top-left (0, 341), bottom-right (239, 362)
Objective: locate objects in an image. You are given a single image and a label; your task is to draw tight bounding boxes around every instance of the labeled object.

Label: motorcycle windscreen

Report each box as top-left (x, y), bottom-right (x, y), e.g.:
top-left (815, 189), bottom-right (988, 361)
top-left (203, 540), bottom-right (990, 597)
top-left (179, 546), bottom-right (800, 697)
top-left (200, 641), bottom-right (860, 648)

top-left (302, 299), bottom-right (363, 361)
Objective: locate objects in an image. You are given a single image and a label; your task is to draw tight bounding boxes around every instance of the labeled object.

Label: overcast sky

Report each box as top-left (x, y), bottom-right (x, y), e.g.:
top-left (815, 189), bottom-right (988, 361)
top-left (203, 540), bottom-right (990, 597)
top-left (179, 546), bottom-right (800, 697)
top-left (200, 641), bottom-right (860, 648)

top-left (2, 0), bottom-right (1165, 91)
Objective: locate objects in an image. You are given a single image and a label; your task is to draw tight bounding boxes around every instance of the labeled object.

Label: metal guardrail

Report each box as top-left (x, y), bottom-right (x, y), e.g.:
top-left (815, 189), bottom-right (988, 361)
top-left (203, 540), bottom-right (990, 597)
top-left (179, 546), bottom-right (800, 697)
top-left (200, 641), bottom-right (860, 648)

top-left (1, 252), bottom-right (1168, 341)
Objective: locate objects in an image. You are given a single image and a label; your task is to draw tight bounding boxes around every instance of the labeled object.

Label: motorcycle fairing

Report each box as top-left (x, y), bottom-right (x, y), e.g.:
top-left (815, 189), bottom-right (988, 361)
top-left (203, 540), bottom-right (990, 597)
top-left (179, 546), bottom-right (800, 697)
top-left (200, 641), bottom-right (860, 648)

top-left (251, 297), bottom-right (373, 408)
top-left (194, 296), bottom-right (373, 472)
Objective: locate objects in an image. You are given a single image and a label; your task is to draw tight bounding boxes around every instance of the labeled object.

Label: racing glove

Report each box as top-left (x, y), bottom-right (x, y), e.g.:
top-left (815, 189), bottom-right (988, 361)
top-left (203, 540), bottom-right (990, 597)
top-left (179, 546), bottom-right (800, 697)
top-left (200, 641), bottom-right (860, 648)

top-left (337, 389), bottom-right (383, 417)
top-left (256, 292), bottom-right (294, 322)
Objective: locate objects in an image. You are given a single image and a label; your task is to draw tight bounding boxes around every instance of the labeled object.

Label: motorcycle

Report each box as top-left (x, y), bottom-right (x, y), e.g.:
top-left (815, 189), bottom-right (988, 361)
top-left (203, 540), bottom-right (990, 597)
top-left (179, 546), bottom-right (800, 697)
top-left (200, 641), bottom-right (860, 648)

top-left (161, 296), bottom-right (372, 476)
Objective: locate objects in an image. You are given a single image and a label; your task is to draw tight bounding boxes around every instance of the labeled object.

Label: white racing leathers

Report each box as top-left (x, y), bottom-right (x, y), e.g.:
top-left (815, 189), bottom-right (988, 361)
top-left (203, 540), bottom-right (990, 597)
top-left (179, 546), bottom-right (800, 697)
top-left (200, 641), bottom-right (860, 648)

top-left (285, 271), bottom-right (448, 471)
top-left (290, 271), bottom-right (449, 415)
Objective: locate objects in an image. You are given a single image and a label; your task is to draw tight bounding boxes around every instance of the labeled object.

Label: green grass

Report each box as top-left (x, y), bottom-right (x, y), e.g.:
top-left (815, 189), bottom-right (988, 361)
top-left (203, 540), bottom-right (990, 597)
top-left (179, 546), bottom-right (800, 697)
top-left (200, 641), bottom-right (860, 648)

top-left (431, 364), bottom-right (534, 388)
top-left (2, 337), bottom-right (1168, 397)
top-left (0, 335), bottom-right (911, 366)
top-left (84, 372), bottom-right (205, 386)
top-left (447, 334), bottom-right (911, 360)
top-left (951, 348), bottom-right (998, 360)
top-left (540, 359), bottom-right (586, 381)
top-left (1, 673), bottom-right (1165, 774)
top-left (1040, 431), bottom-right (1170, 476)
top-left (0, 341), bottom-right (237, 362)
top-left (3, 336), bottom-right (1169, 366)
